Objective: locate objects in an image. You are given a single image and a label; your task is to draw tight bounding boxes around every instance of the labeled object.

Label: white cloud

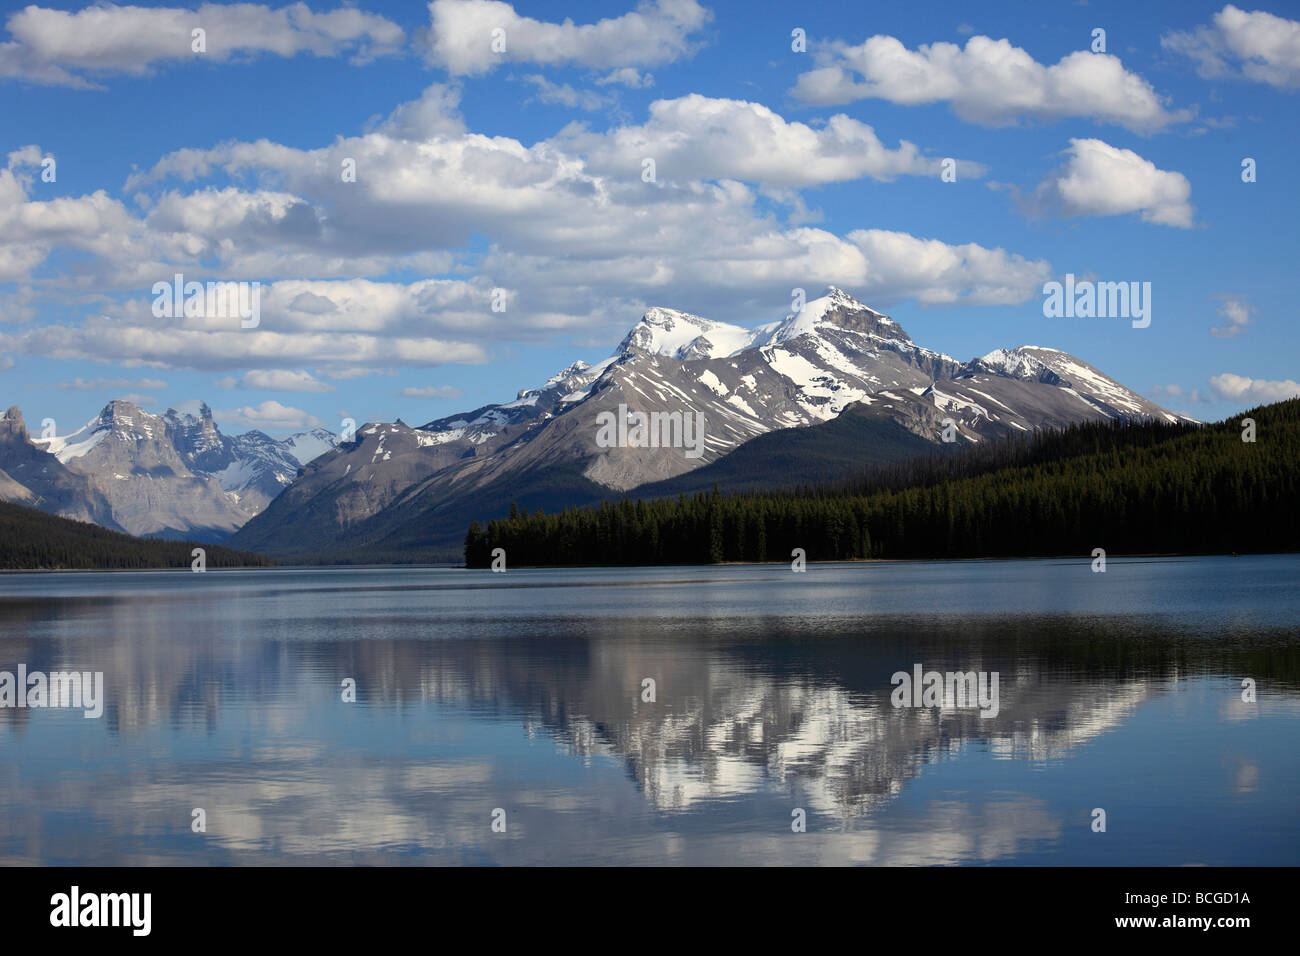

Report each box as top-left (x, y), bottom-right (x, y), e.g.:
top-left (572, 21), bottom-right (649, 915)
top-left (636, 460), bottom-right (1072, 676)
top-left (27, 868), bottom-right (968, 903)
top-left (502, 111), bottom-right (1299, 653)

top-left (0, 316), bottom-right (488, 373)
top-left (792, 33), bottom-right (1189, 131)
top-left (1163, 5), bottom-right (1300, 89)
top-left (213, 400), bottom-right (323, 431)
top-left (123, 85), bottom-right (1041, 312)
top-left (0, 284), bottom-right (37, 324)
top-left (554, 94), bottom-right (982, 187)
top-left (375, 82), bottom-right (468, 140)
top-left (399, 385), bottom-right (464, 398)
top-left (5, 83), bottom-right (1052, 373)
top-left (595, 67), bottom-right (653, 87)
top-left (1, 149), bottom-right (141, 282)
top-left (843, 229), bottom-right (1051, 306)
top-left (522, 74), bottom-right (612, 111)
top-left (0, 2), bottom-right (405, 87)
top-left (425, 0), bottom-right (709, 75)
top-left (1148, 383), bottom-right (1211, 414)
top-left (1025, 138), bottom-right (1195, 228)
top-left (322, 367), bottom-right (393, 380)
top-left (1151, 383), bottom-right (1207, 403)
top-left (1210, 296), bottom-right (1255, 338)
top-left (215, 369), bottom-right (337, 392)
top-left (58, 376), bottom-right (169, 391)
top-left (1209, 373), bottom-right (1300, 404)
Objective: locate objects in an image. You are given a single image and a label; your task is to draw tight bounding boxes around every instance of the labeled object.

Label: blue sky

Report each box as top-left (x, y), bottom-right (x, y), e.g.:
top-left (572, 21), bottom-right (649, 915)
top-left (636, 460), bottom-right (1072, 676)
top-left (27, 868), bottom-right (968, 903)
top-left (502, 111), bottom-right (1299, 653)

top-left (1, 0), bottom-right (1296, 436)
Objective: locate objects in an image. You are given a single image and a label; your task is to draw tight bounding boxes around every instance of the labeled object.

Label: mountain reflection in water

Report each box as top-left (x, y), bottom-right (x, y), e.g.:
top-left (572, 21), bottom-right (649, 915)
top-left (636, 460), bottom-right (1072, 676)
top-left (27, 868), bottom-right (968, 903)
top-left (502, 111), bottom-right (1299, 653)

top-left (1, 556), bottom-right (1297, 865)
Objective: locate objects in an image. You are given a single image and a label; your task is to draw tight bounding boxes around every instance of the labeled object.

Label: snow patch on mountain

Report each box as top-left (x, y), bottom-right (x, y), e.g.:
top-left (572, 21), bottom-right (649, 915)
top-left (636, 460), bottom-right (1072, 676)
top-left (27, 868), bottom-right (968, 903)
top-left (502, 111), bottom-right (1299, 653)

top-left (37, 420), bottom-right (109, 462)
top-left (975, 348), bottom-right (1051, 379)
top-left (618, 308), bottom-right (773, 360)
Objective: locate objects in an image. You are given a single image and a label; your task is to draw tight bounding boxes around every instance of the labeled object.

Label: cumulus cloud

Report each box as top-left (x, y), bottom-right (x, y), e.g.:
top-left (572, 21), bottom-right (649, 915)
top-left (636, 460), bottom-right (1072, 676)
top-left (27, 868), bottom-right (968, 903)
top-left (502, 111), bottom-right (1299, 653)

top-left (398, 385), bottom-right (464, 398)
top-left (842, 229), bottom-right (1050, 306)
top-left (1163, 5), bottom-right (1300, 89)
top-left (213, 399), bottom-right (323, 431)
top-left (214, 369), bottom-right (337, 391)
top-left (0, 2), bottom-right (405, 87)
top-left (554, 94), bottom-right (983, 186)
top-left (1209, 373), bottom-right (1300, 404)
top-left (424, 0), bottom-right (709, 75)
top-left (1, 147), bottom-right (141, 282)
top-left (375, 82), bottom-right (468, 140)
top-left (126, 86), bottom-right (1040, 308)
top-left (1023, 138), bottom-right (1195, 228)
top-left (1210, 296), bottom-right (1255, 338)
top-left (791, 33), bottom-right (1190, 131)
top-left (5, 83), bottom-right (1051, 372)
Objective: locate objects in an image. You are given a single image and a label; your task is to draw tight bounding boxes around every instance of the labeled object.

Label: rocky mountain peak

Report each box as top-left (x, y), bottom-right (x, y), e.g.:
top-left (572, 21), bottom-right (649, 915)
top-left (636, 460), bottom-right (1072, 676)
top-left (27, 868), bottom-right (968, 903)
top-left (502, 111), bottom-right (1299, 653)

top-left (616, 288), bottom-right (911, 361)
top-left (617, 307), bottom-right (729, 358)
top-left (772, 286), bottom-right (908, 346)
top-left (165, 400), bottom-right (222, 456)
top-left (2, 396), bottom-right (339, 540)
top-left (94, 400), bottom-right (163, 438)
top-left (0, 406), bottom-right (27, 441)
top-left (965, 347), bottom-right (1058, 383)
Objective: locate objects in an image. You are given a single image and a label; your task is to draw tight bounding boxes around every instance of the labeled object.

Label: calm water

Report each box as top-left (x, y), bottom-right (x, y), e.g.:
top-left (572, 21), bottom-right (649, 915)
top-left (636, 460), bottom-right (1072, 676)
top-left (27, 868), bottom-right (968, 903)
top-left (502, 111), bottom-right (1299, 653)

top-left (1, 556), bottom-right (1297, 866)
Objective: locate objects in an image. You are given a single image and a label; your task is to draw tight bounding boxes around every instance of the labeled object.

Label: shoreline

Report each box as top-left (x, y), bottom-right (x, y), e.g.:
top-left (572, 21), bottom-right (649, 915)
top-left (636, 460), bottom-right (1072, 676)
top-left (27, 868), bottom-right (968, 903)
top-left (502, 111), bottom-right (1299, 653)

top-left (2, 550), bottom-right (1292, 575)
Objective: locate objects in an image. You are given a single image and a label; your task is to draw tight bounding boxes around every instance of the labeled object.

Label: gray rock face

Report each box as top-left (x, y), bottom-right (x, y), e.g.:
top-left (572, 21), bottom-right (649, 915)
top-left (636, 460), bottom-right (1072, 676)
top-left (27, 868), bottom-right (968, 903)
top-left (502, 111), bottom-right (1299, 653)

top-left (0, 406), bottom-right (122, 528)
top-left (164, 402), bottom-right (336, 515)
top-left (232, 287), bottom-right (1192, 556)
top-left (0, 400), bottom-right (337, 541)
top-left (31, 400), bottom-right (250, 540)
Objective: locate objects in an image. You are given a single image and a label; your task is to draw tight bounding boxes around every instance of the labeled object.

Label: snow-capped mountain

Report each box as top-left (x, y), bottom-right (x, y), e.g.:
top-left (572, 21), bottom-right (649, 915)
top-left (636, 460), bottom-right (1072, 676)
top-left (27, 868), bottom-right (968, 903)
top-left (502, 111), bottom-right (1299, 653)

top-left (230, 287), bottom-right (1192, 558)
top-left (162, 401), bottom-right (337, 513)
top-left (0, 399), bottom-right (337, 541)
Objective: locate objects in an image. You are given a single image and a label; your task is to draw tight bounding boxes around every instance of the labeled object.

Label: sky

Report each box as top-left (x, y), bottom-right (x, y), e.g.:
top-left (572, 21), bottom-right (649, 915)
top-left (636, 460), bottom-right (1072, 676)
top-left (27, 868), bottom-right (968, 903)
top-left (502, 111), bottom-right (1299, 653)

top-left (0, 0), bottom-right (1297, 438)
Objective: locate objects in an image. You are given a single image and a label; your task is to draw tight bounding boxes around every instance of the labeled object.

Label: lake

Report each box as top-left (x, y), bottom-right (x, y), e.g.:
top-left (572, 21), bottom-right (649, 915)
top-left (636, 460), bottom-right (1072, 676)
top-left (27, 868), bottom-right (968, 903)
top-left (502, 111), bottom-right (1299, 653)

top-left (1, 555), bottom-right (1297, 866)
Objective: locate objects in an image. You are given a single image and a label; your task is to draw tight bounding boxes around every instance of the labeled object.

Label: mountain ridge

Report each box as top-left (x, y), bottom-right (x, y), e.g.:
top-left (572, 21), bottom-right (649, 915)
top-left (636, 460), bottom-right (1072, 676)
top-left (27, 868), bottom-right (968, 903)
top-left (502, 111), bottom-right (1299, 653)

top-left (0, 400), bottom-right (337, 541)
top-left (229, 287), bottom-right (1192, 560)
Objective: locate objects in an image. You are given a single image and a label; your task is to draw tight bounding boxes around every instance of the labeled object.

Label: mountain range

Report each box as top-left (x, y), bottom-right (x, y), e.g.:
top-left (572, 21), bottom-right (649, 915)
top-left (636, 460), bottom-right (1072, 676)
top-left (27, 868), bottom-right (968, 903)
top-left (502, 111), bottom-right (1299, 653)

top-left (0, 400), bottom-right (336, 542)
top-left (230, 287), bottom-right (1191, 560)
top-left (2, 287), bottom-right (1191, 558)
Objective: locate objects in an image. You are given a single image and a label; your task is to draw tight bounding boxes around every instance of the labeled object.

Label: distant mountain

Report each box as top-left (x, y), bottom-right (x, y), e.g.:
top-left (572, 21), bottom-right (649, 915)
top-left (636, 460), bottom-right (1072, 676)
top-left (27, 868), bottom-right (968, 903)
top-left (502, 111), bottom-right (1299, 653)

top-left (162, 401), bottom-right (337, 514)
top-left (0, 400), bottom-right (336, 542)
top-left (232, 287), bottom-right (1191, 561)
top-left (0, 498), bottom-right (273, 570)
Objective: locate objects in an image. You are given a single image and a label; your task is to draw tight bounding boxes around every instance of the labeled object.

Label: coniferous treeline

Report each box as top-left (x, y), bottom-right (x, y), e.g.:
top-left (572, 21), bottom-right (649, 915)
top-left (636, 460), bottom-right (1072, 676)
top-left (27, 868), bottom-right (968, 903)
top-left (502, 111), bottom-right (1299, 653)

top-left (0, 500), bottom-right (276, 570)
top-left (465, 399), bottom-right (1299, 567)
